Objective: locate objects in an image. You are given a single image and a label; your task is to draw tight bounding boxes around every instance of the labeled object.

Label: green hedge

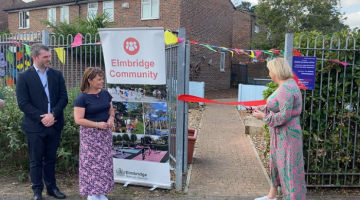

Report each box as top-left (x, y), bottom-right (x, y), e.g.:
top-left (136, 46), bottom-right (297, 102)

top-left (0, 84), bottom-right (81, 180)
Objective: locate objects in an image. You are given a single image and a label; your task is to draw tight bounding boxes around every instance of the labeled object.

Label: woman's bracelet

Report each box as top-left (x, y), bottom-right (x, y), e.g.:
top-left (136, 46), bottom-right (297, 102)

top-left (110, 115), bottom-right (115, 118)
top-left (96, 121), bottom-right (98, 128)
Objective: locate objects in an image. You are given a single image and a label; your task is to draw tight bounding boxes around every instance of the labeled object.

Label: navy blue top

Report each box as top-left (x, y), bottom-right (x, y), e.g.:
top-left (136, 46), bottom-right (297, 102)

top-left (74, 89), bottom-right (112, 122)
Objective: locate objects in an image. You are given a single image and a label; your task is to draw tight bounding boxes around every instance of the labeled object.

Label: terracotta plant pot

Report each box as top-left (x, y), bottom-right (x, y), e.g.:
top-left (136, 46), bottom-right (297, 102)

top-left (187, 129), bottom-right (198, 164)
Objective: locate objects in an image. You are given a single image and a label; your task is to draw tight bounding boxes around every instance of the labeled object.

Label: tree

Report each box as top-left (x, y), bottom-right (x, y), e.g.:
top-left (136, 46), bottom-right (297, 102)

top-left (236, 1), bottom-right (256, 13)
top-left (143, 103), bottom-right (156, 115)
top-left (253, 0), bottom-right (349, 50)
top-left (156, 110), bottom-right (166, 118)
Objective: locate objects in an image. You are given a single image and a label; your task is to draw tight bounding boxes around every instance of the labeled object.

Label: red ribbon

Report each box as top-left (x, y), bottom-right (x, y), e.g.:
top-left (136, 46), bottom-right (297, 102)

top-left (178, 95), bottom-right (267, 106)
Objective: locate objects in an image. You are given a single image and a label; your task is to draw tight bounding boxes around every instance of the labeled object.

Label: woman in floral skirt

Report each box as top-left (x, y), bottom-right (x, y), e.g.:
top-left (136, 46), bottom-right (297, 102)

top-left (74, 67), bottom-right (115, 200)
top-left (252, 58), bottom-right (307, 200)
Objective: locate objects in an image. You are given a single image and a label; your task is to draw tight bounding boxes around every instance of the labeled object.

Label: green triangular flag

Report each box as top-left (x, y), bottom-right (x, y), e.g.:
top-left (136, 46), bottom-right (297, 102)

top-left (203, 45), bottom-right (217, 52)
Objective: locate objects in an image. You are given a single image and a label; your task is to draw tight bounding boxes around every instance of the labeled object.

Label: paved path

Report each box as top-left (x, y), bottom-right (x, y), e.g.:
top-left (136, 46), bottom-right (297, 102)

top-left (187, 99), bottom-right (270, 197)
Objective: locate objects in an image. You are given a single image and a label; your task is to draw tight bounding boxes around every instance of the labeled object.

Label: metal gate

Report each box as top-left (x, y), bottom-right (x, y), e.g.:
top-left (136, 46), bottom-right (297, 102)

top-left (284, 33), bottom-right (360, 187)
top-left (0, 28), bottom-right (190, 191)
top-left (230, 62), bottom-right (248, 87)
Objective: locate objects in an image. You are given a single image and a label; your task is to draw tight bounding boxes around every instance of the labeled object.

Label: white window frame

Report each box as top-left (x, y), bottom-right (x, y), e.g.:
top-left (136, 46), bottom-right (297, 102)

top-left (60, 6), bottom-right (69, 24)
top-left (47, 8), bottom-right (56, 25)
top-left (87, 3), bottom-right (98, 20)
top-left (220, 52), bottom-right (225, 72)
top-left (103, 1), bottom-right (114, 22)
top-left (19, 11), bottom-right (30, 29)
top-left (141, 0), bottom-right (160, 20)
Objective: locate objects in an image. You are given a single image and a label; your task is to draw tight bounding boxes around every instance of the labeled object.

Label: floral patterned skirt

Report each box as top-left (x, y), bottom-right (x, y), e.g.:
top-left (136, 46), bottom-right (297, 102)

top-left (79, 126), bottom-right (114, 195)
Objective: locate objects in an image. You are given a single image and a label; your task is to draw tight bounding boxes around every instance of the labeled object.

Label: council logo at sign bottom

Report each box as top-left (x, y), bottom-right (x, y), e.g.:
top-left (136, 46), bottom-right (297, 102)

top-left (116, 168), bottom-right (126, 176)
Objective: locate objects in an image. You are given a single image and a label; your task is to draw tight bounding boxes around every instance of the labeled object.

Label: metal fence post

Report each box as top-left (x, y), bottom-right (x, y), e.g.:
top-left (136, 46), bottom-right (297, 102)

top-left (183, 40), bottom-right (190, 173)
top-left (284, 33), bottom-right (294, 67)
top-left (175, 28), bottom-right (186, 191)
top-left (42, 30), bottom-right (50, 46)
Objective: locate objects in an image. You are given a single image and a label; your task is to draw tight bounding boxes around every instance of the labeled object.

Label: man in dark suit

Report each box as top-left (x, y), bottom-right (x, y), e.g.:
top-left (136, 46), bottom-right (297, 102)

top-left (16, 44), bottom-right (68, 200)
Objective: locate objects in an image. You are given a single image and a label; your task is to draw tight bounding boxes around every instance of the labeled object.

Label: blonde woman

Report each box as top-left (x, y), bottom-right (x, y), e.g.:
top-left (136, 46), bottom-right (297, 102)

top-left (252, 58), bottom-right (307, 200)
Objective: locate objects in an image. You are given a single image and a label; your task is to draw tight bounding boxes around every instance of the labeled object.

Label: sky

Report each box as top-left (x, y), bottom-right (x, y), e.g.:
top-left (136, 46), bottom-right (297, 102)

top-left (231, 0), bottom-right (360, 29)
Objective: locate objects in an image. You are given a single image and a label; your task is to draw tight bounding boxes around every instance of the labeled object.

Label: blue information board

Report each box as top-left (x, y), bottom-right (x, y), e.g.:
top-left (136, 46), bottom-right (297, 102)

top-left (292, 56), bottom-right (316, 90)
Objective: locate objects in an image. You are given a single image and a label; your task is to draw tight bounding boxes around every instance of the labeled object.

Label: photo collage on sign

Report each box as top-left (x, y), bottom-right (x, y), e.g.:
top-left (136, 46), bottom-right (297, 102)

top-left (110, 84), bottom-right (169, 163)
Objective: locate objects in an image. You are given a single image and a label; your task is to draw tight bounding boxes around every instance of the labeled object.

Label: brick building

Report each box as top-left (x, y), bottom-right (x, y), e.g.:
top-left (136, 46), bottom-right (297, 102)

top-left (0, 0), bottom-right (27, 31)
top-left (3, 0), bottom-right (263, 90)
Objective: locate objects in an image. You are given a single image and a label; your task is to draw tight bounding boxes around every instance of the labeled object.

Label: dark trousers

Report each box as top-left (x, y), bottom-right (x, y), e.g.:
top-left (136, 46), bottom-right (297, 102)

top-left (26, 127), bottom-right (61, 194)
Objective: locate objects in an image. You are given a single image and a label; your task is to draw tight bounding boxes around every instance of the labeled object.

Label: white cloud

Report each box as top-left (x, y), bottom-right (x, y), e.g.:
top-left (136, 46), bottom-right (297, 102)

top-left (341, 0), bottom-right (360, 8)
top-left (231, 0), bottom-right (259, 7)
top-left (344, 11), bottom-right (360, 29)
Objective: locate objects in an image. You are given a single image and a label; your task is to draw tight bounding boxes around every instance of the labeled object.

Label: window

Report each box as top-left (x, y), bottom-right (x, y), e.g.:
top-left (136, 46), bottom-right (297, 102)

top-left (141, 0), bottom-right (159, 19)
top-left (60, 6), bottom-right (69, 24)
top-left (254, 25), bottom-right (259, 33)
top-left (88, 3), bottom-right (98, 20)
top-left (220, 52), bottom-right (225, 71)
top-left (47, 8), bottom-right (56, 25)
top-left (103, 1), bottom-right (114, 22)
top-left (19, 11), bottom-right (29, 28)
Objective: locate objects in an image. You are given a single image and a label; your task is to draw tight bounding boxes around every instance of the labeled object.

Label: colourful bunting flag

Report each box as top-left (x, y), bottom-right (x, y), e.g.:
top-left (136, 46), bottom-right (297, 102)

top-left (178, 38), bottom-right (184, 43)
top-left (164, 30), bottom-right (179, 45)
top-left (230, 51), bottom-right (234, 57)
top-left (328, 59), bottom-right (349, 67)
top-left (54, 48), bottom-right (66, 64)
top-left (202, 45), bottom-right (217, 52)
top-left (250, 51), bottom-right (255, 58)
top-left (72, 33), bottom-right (84, 47)
top-left (255, 50), bottom-right (262, 59)
top-left (190, 41), bottom-right (197, 44)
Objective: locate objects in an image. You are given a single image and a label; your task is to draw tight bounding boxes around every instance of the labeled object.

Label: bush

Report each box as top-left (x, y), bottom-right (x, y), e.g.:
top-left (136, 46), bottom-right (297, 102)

top-left (0, 84), bottom-right (82, 180)
top-left (0, 83), bottom-right (28, 178)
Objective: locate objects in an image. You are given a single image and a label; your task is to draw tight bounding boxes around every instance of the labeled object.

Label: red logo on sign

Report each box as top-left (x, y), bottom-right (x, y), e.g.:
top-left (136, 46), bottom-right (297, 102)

top-left (124, 38), bottom-right (140, 55)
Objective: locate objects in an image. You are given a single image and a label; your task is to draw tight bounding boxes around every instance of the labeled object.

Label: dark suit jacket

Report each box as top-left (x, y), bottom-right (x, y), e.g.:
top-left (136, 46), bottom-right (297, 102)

top-left (16, 66), bottom-right (68, 133)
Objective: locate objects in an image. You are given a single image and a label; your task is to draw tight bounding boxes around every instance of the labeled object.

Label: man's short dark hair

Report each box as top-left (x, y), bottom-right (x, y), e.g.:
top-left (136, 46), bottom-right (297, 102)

top-left (30, 44), bottom-right (49, 58)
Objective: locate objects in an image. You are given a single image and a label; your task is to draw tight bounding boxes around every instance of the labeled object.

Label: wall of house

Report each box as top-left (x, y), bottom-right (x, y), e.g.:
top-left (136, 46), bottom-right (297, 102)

top-left (232, 10), bottom-right (268, 81)
top-left (0, 0), bottom-right (27, 31)
top-left (7, 4), bottom-right (80, 34)
top-left (7, 0), bottom-right (181, 34)
top-left (180, 0), bottom-right (234, 90)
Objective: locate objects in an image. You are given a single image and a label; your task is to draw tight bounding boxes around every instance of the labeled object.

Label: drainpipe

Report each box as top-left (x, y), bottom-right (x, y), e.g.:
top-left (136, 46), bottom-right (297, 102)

top-left (75, 0), bottom-right (81, 17)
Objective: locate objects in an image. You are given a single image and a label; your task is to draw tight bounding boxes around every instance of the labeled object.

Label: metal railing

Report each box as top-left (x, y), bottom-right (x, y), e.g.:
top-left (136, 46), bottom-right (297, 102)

top-left (285, 33), bottom-right (360, 187)
top-left (0, 29), bottom-right (190, 191)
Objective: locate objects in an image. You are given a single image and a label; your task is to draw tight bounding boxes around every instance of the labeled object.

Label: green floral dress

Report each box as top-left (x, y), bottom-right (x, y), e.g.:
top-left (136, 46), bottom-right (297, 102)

top-left (259, 79), bottom-right (307, 200)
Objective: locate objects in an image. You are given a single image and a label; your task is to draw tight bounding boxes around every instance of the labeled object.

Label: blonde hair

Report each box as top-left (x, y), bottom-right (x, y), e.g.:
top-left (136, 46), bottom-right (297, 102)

top-left (267, 58), bottom-right (293, 80)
